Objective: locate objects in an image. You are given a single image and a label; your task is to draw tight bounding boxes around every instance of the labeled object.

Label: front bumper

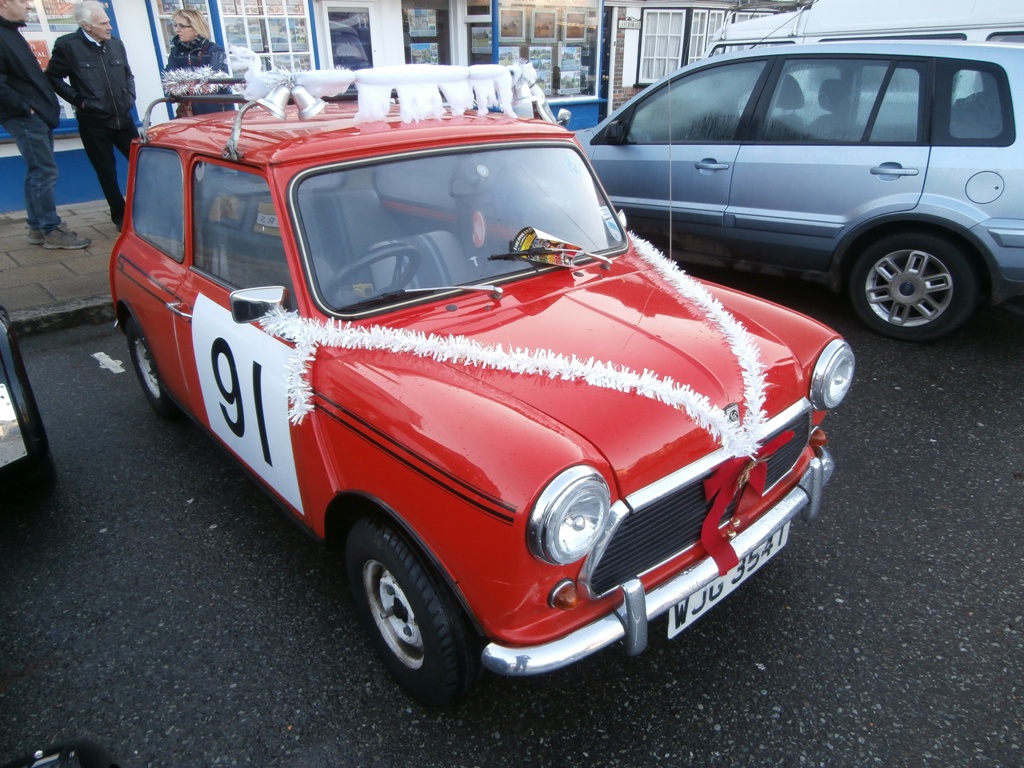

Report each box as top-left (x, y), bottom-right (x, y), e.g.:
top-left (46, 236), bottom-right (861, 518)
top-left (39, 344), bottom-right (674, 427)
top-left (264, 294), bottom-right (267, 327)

top-left (481, 447), bottom-right (834, 676)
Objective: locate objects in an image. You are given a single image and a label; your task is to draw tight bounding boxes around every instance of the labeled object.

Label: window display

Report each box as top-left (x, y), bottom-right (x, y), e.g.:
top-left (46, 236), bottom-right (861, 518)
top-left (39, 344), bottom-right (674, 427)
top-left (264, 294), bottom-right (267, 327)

top-left (207, 0), bottom-right (314, 71)
top-left (497, 0), bottom-right (599, 98)
top-left (402, 0), bottom-right (451, 66)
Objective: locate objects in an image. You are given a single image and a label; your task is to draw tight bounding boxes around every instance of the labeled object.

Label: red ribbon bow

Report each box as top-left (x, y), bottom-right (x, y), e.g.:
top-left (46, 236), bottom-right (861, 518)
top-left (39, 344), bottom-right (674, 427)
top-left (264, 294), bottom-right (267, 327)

top-left (701, 430), bottom-right (795, 576)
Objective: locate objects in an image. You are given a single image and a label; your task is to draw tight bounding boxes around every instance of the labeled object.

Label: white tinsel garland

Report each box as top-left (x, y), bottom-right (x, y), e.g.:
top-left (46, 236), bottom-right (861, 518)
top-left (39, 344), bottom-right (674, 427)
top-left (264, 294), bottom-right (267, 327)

top-left (632, 235), bottom-right (768, 448)
top-left (259, 239), bottom-right (769, 458)
top-left (162, 66), bottom-right (234, 96)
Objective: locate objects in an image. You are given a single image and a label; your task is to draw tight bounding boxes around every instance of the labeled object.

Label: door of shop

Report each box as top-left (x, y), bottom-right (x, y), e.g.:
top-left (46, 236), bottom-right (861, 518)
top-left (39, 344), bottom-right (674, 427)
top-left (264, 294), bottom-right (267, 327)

top-left (322, 3), bottom-right (378, 70)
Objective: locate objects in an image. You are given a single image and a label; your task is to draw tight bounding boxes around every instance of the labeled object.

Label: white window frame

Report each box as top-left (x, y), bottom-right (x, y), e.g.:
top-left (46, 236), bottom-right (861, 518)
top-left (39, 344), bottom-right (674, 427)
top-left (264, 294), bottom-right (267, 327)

top-left (638, 10), bottom-right (687, 84)
top-left (687, 8), bottom-right (727, 64)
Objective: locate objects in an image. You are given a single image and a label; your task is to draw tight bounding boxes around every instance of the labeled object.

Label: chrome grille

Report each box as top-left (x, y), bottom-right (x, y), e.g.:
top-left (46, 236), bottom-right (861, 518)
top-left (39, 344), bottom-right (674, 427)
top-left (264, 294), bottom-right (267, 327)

top-left (586, 407), bottom-right (811, 597)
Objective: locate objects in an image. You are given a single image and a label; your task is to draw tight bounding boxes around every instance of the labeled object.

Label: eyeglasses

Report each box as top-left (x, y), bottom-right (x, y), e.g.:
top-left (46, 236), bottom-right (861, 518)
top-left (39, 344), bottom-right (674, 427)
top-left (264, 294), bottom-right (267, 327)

top-left (173, 23), bottom-right (192, 28)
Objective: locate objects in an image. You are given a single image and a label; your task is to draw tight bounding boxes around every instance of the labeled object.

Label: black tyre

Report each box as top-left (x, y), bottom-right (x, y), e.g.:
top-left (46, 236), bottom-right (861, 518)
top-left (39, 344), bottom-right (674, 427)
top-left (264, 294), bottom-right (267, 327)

top-left (848, 232), bottom-right (978, 341)
top-left (346, 518), bottom-right (480, 706)
top-left (125, 316), bottom-right (178, 418)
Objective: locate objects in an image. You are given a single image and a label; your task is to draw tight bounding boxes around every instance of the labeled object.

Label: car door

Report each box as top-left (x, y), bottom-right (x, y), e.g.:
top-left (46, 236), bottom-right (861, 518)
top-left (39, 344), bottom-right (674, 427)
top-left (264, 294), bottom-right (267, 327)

top-left (725, 56), bottom-right (930, 272)
top-left (926, 57), bottom-right (1021, 227)
top-left (170, 160), bottom-right (308, 516)
top-left (114, 146), bottom-right (193, 402)
top-left (585, 59), bottom-right (768, 257)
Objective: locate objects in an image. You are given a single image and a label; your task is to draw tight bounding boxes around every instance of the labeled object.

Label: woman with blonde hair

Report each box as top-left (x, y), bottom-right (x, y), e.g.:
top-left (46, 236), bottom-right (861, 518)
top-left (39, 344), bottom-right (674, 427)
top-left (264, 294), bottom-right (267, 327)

top-left (165, 9), bottom-right (232, 116)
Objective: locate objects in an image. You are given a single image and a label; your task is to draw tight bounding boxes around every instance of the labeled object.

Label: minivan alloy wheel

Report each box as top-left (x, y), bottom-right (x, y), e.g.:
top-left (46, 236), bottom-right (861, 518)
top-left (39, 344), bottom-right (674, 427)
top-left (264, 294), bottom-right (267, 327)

top-left (850, 233), bottom-right (977, 341)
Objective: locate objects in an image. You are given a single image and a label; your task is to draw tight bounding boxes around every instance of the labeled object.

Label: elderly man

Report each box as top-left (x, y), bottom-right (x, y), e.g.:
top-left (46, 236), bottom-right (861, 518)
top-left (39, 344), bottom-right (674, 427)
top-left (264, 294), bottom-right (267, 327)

top-left (0, 0), bottom-right (89, 248)
top-left (47, 0), bottom-right (137, 231)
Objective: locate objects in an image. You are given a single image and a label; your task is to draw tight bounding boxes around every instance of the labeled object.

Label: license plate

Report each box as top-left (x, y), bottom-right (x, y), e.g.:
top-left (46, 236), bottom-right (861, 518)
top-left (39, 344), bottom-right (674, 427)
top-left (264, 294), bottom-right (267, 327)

top-left (667, 522), bottom-right (790, 639)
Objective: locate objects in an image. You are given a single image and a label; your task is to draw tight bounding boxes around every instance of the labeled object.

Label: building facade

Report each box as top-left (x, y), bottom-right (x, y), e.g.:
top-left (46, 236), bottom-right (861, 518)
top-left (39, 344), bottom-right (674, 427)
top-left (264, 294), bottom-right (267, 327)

top-left (1, 0), bottom-right (760, 212)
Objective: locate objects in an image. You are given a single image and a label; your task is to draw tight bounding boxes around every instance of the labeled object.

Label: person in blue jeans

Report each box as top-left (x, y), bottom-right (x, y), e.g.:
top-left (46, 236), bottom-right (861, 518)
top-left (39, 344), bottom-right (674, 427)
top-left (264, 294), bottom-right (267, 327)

top-left (0, 0), bottom-right (89, 249)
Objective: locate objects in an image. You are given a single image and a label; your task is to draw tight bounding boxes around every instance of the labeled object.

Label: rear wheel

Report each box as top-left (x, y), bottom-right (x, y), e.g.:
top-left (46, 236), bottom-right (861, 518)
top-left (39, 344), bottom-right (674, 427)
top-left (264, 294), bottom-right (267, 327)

top-left (848, 233), bottom-right (978, 341)
top-left (125, 316), bottom-right (178, 418)
top-left (346, 518), bottom-right (479, 706)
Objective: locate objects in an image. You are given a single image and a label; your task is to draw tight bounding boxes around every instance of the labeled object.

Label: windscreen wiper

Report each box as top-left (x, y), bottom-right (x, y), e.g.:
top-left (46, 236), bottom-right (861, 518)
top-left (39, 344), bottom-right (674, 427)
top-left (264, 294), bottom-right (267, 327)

top-left (339, 283), bottom-right (503, 311)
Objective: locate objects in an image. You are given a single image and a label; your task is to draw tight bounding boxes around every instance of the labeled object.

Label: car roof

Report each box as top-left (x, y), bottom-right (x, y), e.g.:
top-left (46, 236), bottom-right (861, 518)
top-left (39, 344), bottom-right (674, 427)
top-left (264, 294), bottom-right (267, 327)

top-left (142, 105), bottom-right (574, 168)
top-left (703, 39), bottom-right (1024, 67)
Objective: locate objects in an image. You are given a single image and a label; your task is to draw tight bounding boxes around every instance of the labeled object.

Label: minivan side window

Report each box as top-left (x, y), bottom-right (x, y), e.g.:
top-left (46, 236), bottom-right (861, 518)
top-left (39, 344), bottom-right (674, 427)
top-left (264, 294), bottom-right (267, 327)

top-left (754, 58), bottom-right (928, 145)
top-left (626, 60), bottom-right (766, 143)
top-left (868, 63), bottom-right (925, 143)
top-left (132, 148), bottom-right (184, 262)
top-left (941, 62), bottom-right (1012, 144)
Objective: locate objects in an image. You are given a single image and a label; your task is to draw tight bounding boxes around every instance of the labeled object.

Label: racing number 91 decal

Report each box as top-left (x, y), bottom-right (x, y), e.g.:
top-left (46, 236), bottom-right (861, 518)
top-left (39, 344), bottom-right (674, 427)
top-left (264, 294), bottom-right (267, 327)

top-left (191, 294), bottom-right (304, 515)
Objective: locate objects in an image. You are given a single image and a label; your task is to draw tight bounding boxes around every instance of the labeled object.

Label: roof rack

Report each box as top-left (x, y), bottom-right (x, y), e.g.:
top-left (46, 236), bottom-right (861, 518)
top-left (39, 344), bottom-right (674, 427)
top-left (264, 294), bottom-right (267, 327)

top-left (143, 63), bottom-right (549, 160)
top-left (140, 78), bottom-right (357, 160)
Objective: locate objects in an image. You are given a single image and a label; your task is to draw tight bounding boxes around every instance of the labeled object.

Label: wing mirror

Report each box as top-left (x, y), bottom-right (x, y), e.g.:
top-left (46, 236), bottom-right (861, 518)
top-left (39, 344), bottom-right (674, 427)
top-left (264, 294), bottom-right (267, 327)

top-left (604, 121), bottom-right (627, 144)
top-left (229, 286), bottom-right (288, 324)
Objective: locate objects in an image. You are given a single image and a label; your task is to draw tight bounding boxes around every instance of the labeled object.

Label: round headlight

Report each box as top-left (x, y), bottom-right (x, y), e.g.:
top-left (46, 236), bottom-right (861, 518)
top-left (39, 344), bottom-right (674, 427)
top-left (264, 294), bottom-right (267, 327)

top-left (810, 339), bottom-right (855, 409)
top-left (529, 466), bottom-right (611, 565)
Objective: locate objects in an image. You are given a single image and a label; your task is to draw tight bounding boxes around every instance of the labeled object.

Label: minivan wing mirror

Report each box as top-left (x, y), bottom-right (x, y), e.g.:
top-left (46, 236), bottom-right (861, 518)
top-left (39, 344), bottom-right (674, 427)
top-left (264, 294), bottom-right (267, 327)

top-left (604, 121), bottom-right (627, 145)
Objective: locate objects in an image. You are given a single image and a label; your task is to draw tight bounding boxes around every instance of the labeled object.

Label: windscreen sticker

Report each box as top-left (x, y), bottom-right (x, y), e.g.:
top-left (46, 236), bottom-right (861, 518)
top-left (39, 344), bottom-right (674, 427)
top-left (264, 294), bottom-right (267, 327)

top-left (192, 294), bottom-right (304, 515)
top-left (600, 206), bottom-right (623, 241)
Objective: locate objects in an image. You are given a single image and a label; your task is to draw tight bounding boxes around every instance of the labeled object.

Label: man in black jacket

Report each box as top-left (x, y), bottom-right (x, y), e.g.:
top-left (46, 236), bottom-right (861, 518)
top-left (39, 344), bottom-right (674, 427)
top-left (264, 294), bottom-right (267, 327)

top-left (47, 0), bottom-right (137, 231)
top-left (0, 0), bottom-right (89, 248)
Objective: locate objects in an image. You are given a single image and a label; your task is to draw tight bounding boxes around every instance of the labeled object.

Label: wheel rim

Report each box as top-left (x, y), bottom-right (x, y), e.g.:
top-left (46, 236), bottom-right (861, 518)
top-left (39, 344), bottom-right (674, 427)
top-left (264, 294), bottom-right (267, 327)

top-left (132, 336), bottom-right (162, 399)
top-left (362, 559), bottom-right (424, 669)
top-left (863, 248), bottom-right (953, 328)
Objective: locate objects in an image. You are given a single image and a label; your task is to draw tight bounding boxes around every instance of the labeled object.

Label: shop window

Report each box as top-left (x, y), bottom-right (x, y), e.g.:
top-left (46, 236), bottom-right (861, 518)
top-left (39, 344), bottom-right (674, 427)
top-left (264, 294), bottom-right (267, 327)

top-left (328, 8), bottom-right (373, 70)
top-left (217, 0), bottom-right (312, 72)
top-left (467, 4), bottom-right (492, 67)
top-left (497, 0), bottom-right (600, 99)
top-left (402, 0), bottom-right (451, 66)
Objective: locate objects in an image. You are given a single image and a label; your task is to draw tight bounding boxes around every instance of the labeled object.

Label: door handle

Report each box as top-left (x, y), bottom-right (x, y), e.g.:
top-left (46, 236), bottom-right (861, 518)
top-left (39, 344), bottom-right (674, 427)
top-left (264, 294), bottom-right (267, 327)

top-left (166, 301), bottom-right (193, 319)
top-left (695, 159), bottom-right (730, 172)
top-left (870, 164), bottom-right (920, 178)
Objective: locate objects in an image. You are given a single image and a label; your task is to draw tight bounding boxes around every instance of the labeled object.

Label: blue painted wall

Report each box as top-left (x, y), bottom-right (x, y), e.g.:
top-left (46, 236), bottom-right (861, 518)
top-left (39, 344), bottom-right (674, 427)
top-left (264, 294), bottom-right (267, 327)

top-left (550, 100), bottom-right (603, 132)
top-left (1, 147), bottom-right (129, 214)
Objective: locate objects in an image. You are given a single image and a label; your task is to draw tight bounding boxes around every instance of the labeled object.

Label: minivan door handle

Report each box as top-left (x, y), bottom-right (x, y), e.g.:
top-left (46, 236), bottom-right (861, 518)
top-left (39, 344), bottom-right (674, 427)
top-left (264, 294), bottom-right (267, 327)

top-left (695, 158), bottom-right (730, 173)
top-left (870, 163), bottom-right (920, 178)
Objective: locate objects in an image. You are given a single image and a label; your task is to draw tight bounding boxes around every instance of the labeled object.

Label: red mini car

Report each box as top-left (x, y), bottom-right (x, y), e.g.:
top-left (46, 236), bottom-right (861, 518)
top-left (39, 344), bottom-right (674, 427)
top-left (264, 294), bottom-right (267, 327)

top-left (110, 70), bottom-right (854, 705)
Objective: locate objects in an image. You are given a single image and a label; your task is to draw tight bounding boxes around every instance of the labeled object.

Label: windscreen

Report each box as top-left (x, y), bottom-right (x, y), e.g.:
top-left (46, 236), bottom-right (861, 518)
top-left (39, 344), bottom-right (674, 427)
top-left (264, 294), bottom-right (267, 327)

top-left (294, 145), bottom-right (626, 312)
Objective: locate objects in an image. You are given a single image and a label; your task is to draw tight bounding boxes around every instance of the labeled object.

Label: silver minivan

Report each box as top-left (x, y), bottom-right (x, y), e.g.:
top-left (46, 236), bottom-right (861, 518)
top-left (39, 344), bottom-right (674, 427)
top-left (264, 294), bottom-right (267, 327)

top-left (579, 41), bottom-right (1024, 341)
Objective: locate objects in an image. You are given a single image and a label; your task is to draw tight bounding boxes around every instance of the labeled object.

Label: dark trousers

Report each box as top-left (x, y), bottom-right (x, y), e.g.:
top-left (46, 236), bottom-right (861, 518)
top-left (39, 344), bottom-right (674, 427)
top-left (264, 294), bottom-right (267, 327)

top-left (78, 122), bottom-right (138, 227)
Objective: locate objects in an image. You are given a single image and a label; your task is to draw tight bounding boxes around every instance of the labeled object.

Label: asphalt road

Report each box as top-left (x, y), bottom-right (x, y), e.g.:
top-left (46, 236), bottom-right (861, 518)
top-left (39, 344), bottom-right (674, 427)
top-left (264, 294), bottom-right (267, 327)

top-left (2, 275), bottom-right (1022, 768)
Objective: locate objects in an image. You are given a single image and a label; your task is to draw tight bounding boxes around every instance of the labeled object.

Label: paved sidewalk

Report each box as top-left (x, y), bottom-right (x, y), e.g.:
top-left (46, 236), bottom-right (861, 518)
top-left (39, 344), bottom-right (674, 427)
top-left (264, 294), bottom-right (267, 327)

top-left (0, 200), bottom-right (117, 334)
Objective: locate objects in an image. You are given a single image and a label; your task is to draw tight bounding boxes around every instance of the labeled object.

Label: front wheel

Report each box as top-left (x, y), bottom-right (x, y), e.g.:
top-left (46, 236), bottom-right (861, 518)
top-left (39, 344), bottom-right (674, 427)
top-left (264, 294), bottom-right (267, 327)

top-left (346, 518), bottom-right (479, 706)
top-left (848, 233), bottom-right (978, 341)
top-left (125, 316), bottom-right (178, 418)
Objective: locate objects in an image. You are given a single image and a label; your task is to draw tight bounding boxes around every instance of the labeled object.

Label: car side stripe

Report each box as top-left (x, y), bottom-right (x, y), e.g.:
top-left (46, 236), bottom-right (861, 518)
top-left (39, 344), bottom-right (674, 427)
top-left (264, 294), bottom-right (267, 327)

top-left (116, 255), bottom-right (183, 305)
top-left (315, 390), bottom-right (518, 525)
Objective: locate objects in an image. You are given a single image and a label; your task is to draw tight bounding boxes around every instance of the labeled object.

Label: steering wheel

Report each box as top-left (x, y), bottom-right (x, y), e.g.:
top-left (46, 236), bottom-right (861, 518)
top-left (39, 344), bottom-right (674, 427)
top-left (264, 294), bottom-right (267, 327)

top-left (329, 241), bottom-right (422, 305)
